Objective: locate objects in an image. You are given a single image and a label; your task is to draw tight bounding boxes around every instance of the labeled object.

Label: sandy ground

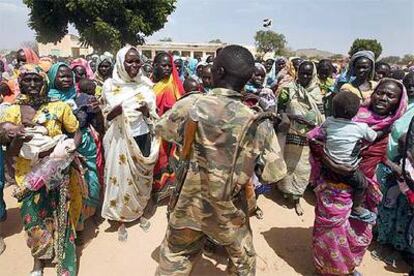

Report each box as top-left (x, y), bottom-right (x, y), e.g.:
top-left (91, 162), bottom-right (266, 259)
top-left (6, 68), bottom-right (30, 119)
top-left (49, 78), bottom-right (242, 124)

top-left (0, 185), bottom-right (411, 276)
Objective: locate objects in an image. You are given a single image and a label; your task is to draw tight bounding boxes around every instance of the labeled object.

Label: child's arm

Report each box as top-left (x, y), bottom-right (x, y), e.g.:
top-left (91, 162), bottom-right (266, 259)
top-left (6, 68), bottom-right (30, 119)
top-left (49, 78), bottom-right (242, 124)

top-left (374, 125), bottom-right (392, 141)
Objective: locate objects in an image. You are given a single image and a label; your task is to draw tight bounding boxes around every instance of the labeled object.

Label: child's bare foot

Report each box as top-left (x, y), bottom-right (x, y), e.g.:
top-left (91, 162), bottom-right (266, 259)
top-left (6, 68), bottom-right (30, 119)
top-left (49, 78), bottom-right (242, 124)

top-left (294, 200), bottom-right (304, 216)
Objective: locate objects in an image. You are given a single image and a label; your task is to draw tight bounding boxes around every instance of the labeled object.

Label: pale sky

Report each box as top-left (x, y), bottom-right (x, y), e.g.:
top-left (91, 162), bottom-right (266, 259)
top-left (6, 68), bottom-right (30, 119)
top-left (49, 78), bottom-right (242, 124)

top-left (0, 0), bottom-right (413, 57)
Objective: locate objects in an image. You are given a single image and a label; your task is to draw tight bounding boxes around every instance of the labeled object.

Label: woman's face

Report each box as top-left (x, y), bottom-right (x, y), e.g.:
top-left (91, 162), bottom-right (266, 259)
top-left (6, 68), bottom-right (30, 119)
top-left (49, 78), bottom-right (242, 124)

top-left (55, 65), bottom-right (74, 91)
top-left (154, 55), bottom-right (172, 80)
top-left (174, 59), bottom-right (183, 73)
top-left (73, 65), bottom-right (86, 82)
top-left (98, 60), bottom-right (112, 78)
top-left (252, 67), bottom-right (266, 86)
top-left (297, 63), bottom-right (313, 88)
top-left (124, 49), bottom-right (142, 79)
top-left (370, 81), bottom-right (402, 116)
top-left (275, 60), bottom-right (286, 72)
top-left (19, 73), bottom-right (43, 97)
top-left (264, 59), bottom-right (274, 73)
top-left (354, 57), bottom-right (372, 81)
top-left (16, 49), bottom-right (26, 64)
top-left (318, 65), bottom-right (331, 80)
top-left (403, 75), bottom-right (414, 98)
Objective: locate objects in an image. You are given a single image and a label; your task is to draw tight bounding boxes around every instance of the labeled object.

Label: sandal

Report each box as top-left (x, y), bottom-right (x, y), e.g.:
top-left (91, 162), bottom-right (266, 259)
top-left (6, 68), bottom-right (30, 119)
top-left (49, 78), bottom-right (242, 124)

top-left (350, 208), bottom-right (377, 224)
top-left (29, 270), bottom-right (43, 276)
top-left (254, 207), bottom-right (264, 220)
top-left (139, 217), bottom-right (151, 233)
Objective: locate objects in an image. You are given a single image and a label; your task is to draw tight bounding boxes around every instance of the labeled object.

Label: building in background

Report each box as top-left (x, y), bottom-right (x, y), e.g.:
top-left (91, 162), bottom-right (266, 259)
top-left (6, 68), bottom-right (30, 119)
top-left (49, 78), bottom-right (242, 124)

top-left (38, 34), bottom-right (256, 59)
top-left (138, 42), bottom-right (256, 60)
top-left (38, 34), bottom-right (93, 57)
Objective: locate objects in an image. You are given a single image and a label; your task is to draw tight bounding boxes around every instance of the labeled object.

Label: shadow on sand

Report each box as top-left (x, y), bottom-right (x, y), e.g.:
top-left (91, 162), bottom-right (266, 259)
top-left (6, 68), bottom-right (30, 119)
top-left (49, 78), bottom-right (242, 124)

top-left (261, 226), bottom-right (315, 276)
top-left (151, 242), bottom-right (228, 275)
top-left (0, 207), bottom-right (23, 238)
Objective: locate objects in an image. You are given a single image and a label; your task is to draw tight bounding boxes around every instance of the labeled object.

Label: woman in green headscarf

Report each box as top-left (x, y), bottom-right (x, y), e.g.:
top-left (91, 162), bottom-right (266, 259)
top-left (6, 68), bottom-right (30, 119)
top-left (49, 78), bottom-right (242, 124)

top-left (48, 63), bottom-right (102, 233)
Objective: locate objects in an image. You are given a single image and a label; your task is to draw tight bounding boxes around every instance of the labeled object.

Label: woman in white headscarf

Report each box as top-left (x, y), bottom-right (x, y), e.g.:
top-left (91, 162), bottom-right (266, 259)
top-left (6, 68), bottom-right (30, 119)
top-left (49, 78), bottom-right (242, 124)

top-left (101, 45), bottom-right (160, 239)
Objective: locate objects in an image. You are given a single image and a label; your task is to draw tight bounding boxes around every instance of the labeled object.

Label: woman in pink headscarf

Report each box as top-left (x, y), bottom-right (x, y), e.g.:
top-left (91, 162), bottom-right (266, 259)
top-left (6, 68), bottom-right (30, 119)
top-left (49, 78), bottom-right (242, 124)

top-left (70, 58), bottom-right (94, 93)
top-left (308, 78), bottom-right (408, 275)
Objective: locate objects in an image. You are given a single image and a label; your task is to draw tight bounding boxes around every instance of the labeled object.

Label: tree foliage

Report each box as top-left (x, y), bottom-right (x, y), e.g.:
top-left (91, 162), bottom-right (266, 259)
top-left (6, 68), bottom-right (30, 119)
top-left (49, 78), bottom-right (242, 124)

top-left (401, 54), bottom-right (414, 65)
top-left (348, 38), bottom-right (383, 59)
top-left (23, 0), bottom-right (177, 52)
top-left (254, 30), bottom-right (286, 56)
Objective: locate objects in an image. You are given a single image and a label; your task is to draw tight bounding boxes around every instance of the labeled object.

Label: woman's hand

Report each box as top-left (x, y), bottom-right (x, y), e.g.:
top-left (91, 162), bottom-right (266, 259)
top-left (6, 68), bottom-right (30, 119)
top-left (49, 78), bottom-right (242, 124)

top-left (288, 114), bottom-right (316, 128)
top-left (73, 130), bottom-right (82, 148)
top-left (8, 134), bottom-right (32, 157)
top-left (107, 104), bottom-right (123, 121)
top-left (89, 98), bottom-right (101, 113)
top-left (276, 113), bottom-right (290, 133)
top-left (136, 103), bottom-right (150, 118)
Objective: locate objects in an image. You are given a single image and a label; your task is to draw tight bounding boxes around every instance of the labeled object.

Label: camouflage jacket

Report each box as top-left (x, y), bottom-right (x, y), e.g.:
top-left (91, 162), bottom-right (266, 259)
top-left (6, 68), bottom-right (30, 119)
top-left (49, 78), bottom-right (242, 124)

top-left (155, 88), bottom-right (286, 244)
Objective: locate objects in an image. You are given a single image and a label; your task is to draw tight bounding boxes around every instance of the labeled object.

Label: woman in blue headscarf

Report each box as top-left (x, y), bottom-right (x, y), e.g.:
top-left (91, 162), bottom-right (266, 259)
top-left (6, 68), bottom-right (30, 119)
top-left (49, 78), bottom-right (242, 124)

top-left (48, 63), bottom-right (102, 233)
top-left (339, 50), bottom-right (377, 101)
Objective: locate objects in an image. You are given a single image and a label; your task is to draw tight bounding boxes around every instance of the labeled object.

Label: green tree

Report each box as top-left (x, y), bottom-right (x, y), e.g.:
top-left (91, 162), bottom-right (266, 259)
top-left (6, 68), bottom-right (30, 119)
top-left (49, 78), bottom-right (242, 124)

top-left (380, 56), bottom-right (401, 64)
top-left (208, 39), bottom-right (222, 44)
top-left (348, 38), bottom-right (383, 59)
top-left (401, 54), bottom-right (414, 65)
top-left (254, 30), bottom-right (286, 56)
top-left (23, 0), bottom-right (177, 52)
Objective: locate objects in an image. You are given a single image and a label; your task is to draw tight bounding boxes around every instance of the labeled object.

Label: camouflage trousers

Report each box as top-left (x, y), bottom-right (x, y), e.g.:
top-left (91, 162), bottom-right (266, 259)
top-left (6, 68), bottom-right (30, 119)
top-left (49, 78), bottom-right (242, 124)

top-left (156, 224), bottom-right (256, 276)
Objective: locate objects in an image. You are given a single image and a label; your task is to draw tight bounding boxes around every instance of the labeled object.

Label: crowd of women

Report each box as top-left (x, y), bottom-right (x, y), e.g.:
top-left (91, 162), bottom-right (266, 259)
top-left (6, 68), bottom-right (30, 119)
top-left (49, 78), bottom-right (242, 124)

top-left (0, 44), bottom-right (413, 276)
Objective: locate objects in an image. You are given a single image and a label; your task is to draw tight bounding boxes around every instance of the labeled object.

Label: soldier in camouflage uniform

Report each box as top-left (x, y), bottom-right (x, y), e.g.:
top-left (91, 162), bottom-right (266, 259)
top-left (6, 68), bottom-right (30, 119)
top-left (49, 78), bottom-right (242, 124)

top-left (155, 45), bottom-right (287, 276)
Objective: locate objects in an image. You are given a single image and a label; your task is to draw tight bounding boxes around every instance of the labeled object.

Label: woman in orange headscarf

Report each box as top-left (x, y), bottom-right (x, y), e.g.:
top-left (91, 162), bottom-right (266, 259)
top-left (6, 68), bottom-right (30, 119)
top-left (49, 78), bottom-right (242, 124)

top-left (152, 52), bottom-right (184, 200)
top-left (16, 48), bottom-right (39, 65)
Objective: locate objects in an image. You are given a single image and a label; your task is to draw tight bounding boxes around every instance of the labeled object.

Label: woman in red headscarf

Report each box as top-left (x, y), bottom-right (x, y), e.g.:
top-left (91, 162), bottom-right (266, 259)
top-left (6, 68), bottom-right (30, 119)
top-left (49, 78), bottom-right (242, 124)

top-left (152, 52), bottom-right (184, 200)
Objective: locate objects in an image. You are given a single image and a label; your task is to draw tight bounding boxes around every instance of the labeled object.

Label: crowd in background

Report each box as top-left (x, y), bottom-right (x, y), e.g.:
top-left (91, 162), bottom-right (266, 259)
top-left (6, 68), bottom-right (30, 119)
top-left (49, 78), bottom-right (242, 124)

top-left (0, 44), bottom-right (413, 276)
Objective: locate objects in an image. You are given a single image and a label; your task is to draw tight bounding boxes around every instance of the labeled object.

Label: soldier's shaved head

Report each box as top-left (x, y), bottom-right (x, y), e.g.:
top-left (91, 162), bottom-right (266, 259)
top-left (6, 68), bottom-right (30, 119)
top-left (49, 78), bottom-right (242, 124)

top-left (212, 45), bottom-right (255, 92)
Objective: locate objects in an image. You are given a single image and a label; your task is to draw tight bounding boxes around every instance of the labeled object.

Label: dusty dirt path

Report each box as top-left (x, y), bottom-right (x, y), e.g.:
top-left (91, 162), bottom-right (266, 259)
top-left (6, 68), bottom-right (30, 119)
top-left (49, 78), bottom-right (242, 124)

top-left (0, 186), bottom-right (410, 276)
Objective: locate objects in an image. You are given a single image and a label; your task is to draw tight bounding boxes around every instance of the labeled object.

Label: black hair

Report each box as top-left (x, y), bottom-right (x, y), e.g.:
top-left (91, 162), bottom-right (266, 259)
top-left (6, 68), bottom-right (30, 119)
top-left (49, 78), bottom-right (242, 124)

top-left (298, 60), bottom-right (313, 71)
top-left (391, 69), bottom-right (406, 80)
top-left (375, 61), bottom-right (391, 71)
top-left (79, 79), bottom-right (96, 94)
top-left (403, 72), bottom-right (414, 87)
top-left (202, 64), bottom-right (212, 73)
top-left (214, 45), bottom-right (255, 90)
top-left (153, 51), bottom-right (169, 64)
top-left (317, 59), bottom-right (333, 70)
top-left (332, 91), bottom-right (361, 119)
top-left (183, 78), bottom-right (199, 93)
